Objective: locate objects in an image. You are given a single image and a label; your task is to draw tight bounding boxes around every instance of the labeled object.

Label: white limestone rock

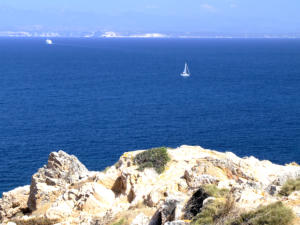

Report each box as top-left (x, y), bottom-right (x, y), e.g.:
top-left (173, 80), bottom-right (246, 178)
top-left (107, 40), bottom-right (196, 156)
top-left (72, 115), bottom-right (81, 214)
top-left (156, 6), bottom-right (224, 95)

top-left (28, 150), bottom-right (89, 211)
top-left (130, 213), bottom-right (150, 225)
top-left (0, 185), bottom-right (30, 221)
top-left (1, 146), bottom-right (300, 225)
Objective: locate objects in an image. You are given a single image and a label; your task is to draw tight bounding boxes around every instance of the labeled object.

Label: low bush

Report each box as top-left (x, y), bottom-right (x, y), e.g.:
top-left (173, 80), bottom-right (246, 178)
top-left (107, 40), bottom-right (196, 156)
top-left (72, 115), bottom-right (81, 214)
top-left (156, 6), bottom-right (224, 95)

top-left (202, 184), bottom-right (229, 198)
top-left (189, 185), bottom-right (233, 225)
top-left (191, 199), bottom-right (225, 225)
top-left (133, 147), bottom-right (170, 174)
top-left (227, 201), bottom-right (294, 225)
top-left (111, 218), bottom-right (126, 225)
top-left (279, 178), bottom-right (300, 196)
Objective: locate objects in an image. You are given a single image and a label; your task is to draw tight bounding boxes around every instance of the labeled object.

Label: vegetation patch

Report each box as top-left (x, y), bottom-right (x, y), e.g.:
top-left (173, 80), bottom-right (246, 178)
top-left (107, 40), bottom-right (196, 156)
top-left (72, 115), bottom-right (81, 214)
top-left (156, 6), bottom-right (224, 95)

top-left (202, 184), bottom-right (229, 198)
top-left (133, 147), bottom-right (170, 174)
top-left (191, 198), bottom-right (232, 225)
top-left (111, 218), bottom-right (127, 225)
top-left (184, 184), bottom-right (233, 225)
top-left (227, 202), bottom-right (294, 225)
top-left (279, 178), bottom-right (300, 196)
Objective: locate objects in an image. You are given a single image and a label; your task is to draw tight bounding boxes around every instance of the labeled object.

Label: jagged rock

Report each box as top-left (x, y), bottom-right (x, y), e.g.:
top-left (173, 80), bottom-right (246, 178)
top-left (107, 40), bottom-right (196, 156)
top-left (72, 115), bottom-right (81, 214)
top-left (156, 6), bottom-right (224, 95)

top-left (28, 150), bottom-right (89, 211)
top-left (1, 145), bottom-right (300, 225)
top-left (144, 190), bottom-right (164, 207)
top-left (266, 184), bottom-right (278, 195)
top-left (0, 185), bottom-right (30, 221)
top-left (184, 168), bottom-right (219, 188)
top-left (76, 182), bottom-right (115, 213)
top-left (149, 198), bottom-right (179, 225)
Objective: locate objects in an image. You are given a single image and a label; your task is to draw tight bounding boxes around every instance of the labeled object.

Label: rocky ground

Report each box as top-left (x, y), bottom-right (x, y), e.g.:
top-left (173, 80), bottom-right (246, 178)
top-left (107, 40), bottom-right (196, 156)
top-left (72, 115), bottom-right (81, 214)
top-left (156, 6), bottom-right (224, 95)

top-left (0, 145), bottom-right (300, 225)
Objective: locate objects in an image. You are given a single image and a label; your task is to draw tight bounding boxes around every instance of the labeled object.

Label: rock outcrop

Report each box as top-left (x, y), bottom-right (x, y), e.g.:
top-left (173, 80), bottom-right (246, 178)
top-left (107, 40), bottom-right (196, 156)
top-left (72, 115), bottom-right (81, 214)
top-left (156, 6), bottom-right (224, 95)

top-left (28, 150), bottom-right (89, 211)
top-left (0, 145), bottom-right (300, 225)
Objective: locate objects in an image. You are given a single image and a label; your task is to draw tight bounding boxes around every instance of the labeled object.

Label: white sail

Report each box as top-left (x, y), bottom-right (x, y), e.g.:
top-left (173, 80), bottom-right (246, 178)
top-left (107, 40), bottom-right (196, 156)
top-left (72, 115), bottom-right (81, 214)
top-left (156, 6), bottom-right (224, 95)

top-left (181, 62), bottom-right (190, 77)
top-left (183, 63), bottom-right (187, 73)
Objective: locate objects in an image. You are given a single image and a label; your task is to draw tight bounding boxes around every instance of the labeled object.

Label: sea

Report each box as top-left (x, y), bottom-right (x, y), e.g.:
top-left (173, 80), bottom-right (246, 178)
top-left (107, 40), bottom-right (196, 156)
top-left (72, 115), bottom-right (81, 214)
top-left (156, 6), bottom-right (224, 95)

top-left (0, 38), bottom-right (299, 195)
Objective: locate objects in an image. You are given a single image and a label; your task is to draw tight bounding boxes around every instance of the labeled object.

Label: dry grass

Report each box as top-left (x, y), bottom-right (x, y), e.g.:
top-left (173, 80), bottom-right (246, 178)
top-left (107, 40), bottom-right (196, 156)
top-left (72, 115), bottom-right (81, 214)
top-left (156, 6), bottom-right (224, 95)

top-left (110, 218), bottom-right (127, 225)
top-left (202, 184), bottom-right (229, 198)
top-left (190, 185), bottom-right (234, 225)
top-left (279, 178), bottom-right (300, 196)
top-left (227, 201), bottom-right (295, 225)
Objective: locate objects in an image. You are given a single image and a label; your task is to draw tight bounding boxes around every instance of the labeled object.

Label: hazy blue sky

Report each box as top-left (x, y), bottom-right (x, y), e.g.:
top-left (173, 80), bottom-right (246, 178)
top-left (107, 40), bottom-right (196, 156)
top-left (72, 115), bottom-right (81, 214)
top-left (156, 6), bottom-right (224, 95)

top-left (0, 0), bottom-right (299, 34)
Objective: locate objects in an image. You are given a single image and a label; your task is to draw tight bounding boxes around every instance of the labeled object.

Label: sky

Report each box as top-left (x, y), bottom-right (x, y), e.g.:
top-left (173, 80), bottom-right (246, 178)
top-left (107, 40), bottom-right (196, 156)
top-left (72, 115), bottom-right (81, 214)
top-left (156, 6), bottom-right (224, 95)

top-left (0, 0), bottom-right (299, 34)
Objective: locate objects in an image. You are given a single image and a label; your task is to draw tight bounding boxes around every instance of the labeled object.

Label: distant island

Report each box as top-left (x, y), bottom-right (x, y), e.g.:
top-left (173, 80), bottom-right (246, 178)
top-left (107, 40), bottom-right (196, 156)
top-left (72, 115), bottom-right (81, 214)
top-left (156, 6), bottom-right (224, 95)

top-left (1, 145), bottom-right (300, 225)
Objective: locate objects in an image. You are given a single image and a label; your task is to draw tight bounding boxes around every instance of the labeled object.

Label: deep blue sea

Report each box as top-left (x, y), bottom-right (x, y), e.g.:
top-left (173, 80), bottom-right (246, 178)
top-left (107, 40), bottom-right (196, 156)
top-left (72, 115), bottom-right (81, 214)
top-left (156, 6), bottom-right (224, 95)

top-left (0, 38), bottom-right (299, 194)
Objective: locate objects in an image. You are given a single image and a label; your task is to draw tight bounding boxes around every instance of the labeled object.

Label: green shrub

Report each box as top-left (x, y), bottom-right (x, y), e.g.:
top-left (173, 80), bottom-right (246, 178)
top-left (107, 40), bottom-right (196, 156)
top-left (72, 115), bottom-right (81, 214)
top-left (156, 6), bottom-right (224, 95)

top-left (202, 184), bottom-right (229, 198)
top-left (190, 185), bottom-right (233, 225)
top-left (227, 202), bottom-right (294, 225)
top-left (279, 178), bottom-right (300, 196)
top-left (133, 147), bottom-right (170, 174)
top-left (191, 199), bottom-right (224, 225)
top-left (111, 218), bottom-right (126, 225)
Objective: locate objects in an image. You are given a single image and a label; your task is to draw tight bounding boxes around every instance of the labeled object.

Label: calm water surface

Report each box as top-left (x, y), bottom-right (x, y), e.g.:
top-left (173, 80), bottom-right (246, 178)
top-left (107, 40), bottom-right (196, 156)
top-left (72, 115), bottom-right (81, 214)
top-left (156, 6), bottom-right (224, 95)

top-left (0, 38), bottom-right (299, 194)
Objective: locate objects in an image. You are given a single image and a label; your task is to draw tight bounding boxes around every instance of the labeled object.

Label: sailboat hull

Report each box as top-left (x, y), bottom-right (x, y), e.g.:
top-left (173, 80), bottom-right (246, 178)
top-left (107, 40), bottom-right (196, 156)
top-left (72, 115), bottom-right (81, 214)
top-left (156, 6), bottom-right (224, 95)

top-left (181, 72), bottom-right (190, 77)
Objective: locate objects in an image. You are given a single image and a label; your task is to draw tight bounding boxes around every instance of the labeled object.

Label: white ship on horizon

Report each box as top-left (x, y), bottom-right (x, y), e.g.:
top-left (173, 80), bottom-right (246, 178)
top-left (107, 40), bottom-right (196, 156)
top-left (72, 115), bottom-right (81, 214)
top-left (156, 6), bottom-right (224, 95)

top-left (45, 39), bottom-right (53, 45)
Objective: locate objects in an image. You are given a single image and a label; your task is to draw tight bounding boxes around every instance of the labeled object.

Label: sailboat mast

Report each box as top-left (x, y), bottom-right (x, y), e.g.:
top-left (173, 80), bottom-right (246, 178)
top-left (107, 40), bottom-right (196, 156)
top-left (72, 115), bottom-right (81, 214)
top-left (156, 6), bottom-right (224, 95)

top-left (181, 62), bottom-right (190, 77)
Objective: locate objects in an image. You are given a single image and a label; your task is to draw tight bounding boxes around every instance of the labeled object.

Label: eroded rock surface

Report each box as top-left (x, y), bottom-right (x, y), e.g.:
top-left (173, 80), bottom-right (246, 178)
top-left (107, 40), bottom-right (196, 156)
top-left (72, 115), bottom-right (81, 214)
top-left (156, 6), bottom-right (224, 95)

top-left (0, 145), bottom-right (300, 225)
top-left (0, 186), bottom-right (30, 221)
top-left (28, 150), bottom-right (89, 211)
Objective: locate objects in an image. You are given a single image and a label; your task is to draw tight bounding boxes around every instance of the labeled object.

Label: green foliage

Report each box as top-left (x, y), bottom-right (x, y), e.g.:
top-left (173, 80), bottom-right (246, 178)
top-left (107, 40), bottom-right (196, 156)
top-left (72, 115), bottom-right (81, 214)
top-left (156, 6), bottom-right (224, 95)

top-left (227, 202), bottom-right (294, 225)
top-left (191, 199), bottom-right (224, 225)
top-left (111, 218), bottom-right (126, 225)
top-left (133, 147), bottom-right (170, 174)
top-left (202, 184), bottom-right (229, 198)
top-left (190, 185), bottom-right (233, 225)
top-left (279, 178), bottom-right (300, 196)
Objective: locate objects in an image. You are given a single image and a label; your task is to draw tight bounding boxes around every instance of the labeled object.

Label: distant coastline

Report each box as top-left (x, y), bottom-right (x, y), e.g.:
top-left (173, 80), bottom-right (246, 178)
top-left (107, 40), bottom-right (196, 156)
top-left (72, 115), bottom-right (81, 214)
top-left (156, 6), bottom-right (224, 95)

top-left (1, 30), bottom-right (300, 39)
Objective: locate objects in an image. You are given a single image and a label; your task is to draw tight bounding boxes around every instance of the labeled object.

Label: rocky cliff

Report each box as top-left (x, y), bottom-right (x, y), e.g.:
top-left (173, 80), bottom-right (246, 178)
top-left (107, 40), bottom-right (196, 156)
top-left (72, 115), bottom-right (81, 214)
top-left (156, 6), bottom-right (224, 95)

top-left (0, 145), bottom-right (300, 225)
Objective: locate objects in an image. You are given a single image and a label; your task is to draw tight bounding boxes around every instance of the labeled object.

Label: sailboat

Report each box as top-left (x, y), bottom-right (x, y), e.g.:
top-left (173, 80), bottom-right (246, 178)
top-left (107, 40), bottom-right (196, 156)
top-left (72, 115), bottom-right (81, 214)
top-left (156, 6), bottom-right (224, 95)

top-left (181, 62), bottom-right (190, 77)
